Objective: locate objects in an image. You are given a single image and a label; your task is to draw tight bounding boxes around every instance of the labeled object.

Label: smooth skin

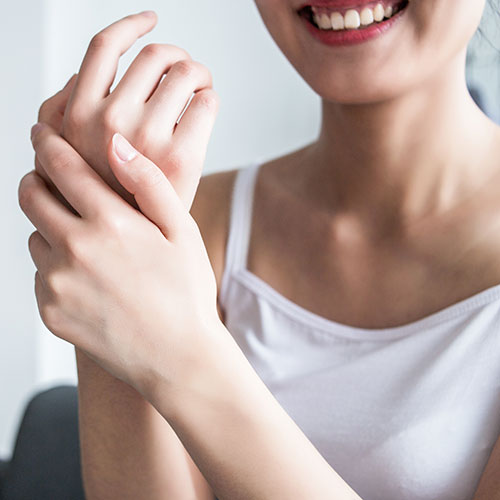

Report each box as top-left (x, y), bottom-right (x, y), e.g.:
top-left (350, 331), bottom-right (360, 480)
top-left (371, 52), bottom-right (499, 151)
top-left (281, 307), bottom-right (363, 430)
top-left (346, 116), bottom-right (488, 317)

top-left (22, 122), bottom-right (361, 499)
top-left (24, 10), bottom-right (360, 500)
top-left (32, 11), bottom-right (222, 500)
top-left (18, 1), bottom-right (500, 498)
top-left (250, 0), bottom-right (500, 333)
top-left (36, 11), bottom-right (215, 212)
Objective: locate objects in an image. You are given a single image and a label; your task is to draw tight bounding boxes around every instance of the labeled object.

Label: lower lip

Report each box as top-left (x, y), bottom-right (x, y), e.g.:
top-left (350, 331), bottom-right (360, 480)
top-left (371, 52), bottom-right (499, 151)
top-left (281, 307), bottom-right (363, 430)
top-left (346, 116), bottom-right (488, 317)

top-left (299, 7), bottom-right (408, 47)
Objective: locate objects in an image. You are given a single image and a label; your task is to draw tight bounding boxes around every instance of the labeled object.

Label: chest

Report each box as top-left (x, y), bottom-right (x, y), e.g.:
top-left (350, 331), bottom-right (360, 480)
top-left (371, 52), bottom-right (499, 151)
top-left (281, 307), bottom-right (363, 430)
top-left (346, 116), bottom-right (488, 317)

top-left (248, 180), bottom-right (500, 329)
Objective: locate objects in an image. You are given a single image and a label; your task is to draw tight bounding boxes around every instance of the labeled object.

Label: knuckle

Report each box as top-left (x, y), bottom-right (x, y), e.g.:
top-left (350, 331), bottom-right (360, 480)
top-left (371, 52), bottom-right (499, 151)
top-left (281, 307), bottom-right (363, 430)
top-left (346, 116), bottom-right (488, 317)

top-left (169, 45), bottom-right (191, 60)
top-left (101, 104), bottom-right (123, 131)
top-left (139, 44), bottom-right (191, 65)
top-left (141, 43), bottom-right (165, 59)
top-left (63, 103), bottom-right (87, 131)
top-left (195, 89), bottom-right (219, 111)
top-left (45, 272), bottom-right (65, 299)
top-left (18, 173), bottom-right (37, 210)
top-left (165, 148), bottom-right (185, 173)
top-left (39, 301), bottom-right (62, 333)
top-left (172, 59), bottom-right (196, 79)
top-left (89, 32), bottom-right (113, 52)
top-left (38, 99), bottom-right (52, 121)
top-left (133, 126), bottom-right (154, 149)
top-left (194, 61), bottom-right (213, 84)
top-left (62, 234), bottom-right (87, 263)
top-left (100, 213), bottom-right (129, 238)
top-left (28, 231), bottom-right (40, 252)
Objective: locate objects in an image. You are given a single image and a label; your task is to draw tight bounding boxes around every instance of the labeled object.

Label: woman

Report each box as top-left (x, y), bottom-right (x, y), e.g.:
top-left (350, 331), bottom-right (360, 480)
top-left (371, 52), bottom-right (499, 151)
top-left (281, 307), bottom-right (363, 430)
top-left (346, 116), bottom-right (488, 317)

top-left (18, 0), bottom-right (500, 498)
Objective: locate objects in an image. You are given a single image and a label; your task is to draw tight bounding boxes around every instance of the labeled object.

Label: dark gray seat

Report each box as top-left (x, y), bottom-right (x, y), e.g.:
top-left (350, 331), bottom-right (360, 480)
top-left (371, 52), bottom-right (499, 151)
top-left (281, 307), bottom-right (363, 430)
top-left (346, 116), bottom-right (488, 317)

top-left (0, 385), bottom-right (85, 500)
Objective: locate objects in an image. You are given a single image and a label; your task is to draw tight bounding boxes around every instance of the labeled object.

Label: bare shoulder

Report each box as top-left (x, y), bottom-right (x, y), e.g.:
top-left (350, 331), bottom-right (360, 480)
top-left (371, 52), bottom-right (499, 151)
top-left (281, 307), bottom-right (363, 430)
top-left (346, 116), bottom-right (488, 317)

top-left (190, 168), bottom-right (239, 305)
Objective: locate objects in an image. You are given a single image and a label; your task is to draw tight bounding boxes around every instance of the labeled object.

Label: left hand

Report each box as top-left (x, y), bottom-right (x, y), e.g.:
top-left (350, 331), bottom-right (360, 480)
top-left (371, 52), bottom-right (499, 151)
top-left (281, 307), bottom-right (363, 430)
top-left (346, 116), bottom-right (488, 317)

top-left (36, 13), bottom-right (217, 213)
top-left (18, 123), bottom-right (222, 397)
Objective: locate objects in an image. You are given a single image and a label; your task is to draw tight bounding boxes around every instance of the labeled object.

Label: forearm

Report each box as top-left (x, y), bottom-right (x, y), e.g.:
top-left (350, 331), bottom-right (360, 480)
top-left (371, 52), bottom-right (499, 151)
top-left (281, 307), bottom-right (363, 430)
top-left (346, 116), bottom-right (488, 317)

top-left (75, 348), bottom-right (213, 500)
top-left (150, 326), bottom-right (362, 500)
top-left (473, 436), bottom-right (500, 499)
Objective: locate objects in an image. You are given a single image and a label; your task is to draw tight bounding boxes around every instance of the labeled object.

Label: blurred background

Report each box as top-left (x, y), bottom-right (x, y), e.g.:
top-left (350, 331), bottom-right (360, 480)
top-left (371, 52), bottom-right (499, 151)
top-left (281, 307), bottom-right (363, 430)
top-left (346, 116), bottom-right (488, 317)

top-left (1, 0), bottom-right (499, 461)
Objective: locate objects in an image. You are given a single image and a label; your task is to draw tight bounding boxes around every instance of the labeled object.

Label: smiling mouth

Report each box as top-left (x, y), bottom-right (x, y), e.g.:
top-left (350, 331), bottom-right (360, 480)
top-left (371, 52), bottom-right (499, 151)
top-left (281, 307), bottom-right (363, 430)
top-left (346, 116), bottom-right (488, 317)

top-left (298, 1), bottom-right (409, 31)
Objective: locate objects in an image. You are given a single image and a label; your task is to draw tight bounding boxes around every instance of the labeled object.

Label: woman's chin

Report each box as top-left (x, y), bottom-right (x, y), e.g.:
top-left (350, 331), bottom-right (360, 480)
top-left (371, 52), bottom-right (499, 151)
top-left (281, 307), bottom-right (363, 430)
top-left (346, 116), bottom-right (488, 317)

top-left (300, 69), bottom-right (411, 105)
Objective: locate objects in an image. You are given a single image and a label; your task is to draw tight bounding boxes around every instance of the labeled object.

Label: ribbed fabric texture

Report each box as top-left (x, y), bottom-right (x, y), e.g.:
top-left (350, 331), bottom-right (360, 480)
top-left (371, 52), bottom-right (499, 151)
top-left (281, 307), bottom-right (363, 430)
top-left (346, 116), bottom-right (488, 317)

top-left (219, 162), bottom-right (500, 500)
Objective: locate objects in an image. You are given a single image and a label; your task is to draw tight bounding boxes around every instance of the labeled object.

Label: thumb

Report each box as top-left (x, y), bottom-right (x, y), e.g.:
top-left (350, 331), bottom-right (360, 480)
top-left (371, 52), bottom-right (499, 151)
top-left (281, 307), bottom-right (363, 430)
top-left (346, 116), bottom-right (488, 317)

top-left (108, 133), bottom-right (186, 240)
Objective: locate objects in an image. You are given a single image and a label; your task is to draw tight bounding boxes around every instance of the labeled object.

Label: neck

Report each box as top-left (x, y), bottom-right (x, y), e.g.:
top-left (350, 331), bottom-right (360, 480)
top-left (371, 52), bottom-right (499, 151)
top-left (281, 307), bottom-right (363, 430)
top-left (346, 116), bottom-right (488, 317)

top-left (305, 50), bottom-right (498, 235)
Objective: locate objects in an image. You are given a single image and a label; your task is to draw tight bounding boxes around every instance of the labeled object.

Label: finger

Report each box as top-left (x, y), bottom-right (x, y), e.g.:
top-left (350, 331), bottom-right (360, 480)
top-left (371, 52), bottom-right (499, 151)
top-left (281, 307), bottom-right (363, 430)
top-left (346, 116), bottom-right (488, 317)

top-left (110, 44), bottom-right (190, 104)
top-left (30, 123), bottom-right (127, 220)
top-left (171, 89), bottom-right (220, 208)
top-left (174, 88), bottom-right (219, 151)
top-left (34, 156), bottom-right (79, 216)
top-left (18, 171), bottom-right (78, 246)
top-left (108, 133), bottom-right (185, 240)
top-left (34, 155), bottom-right (50, 186)
top-left (35, 270), bottom-right (49, 306)
top-left (28, 231), bottom-right (52, 274)
top-left (34, 271), bottom-right (57, 330)
top-left (71, 11), bottom-right (157, 105)
top-left (145, 59), bottom-right (213, 131)
top-left (38, 74), bottom-right (78, 128)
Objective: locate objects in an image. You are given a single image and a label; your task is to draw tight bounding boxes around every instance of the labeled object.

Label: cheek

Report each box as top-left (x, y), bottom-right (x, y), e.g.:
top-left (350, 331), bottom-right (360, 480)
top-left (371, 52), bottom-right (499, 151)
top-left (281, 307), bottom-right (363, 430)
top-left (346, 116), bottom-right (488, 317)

top-left (256, 0), bottom-right (486, 104)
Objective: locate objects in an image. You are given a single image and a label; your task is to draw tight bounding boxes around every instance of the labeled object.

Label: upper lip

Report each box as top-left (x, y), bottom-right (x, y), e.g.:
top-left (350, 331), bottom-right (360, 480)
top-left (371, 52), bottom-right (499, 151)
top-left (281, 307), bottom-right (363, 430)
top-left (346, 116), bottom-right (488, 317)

top-left (297, 0), bottom-right (397, 8)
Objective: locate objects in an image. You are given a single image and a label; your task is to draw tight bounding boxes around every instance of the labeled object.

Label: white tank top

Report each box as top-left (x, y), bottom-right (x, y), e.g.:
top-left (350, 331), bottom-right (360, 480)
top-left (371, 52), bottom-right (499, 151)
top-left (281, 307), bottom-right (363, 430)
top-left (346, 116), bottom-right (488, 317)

top-left (218, 162), bottom-right (500, 500)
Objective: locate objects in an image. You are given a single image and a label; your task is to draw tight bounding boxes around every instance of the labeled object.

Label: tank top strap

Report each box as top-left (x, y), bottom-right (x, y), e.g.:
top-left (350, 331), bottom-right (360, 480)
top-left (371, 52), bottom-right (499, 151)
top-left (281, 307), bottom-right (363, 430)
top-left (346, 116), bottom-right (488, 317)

top-left (219, 162), bottom-right (261, 305)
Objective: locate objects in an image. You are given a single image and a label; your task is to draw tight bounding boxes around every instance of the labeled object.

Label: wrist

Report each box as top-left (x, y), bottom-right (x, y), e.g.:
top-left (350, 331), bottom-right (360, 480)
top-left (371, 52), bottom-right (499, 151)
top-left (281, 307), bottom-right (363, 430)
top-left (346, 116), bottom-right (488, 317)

top-left (145, 318), bottom-right (249, 419)
top-left (143, 320), bottom-right (356, 500)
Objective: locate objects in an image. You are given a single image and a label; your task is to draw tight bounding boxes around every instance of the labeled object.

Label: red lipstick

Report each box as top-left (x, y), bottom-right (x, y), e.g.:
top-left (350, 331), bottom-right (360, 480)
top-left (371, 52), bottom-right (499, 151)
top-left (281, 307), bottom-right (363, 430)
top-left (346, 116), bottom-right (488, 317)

top-left (297, 1), bottom-right (409, 47)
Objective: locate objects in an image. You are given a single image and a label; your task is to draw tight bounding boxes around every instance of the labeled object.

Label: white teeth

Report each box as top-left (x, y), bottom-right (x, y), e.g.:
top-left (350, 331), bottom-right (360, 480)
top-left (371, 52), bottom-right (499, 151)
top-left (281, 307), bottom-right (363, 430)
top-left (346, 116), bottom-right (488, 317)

top-left (360, 7), bottom-right (374, 25)
top-left (330, 12), bottom-right (345, 30)
top-left (311, 3), bottom-right (403, 31)
top-left (344, 9), bottom-right (361, 29)
top-left (373, 3), bottom-right (385, 21)
top-left (318, 12), bottom-right (332, 29)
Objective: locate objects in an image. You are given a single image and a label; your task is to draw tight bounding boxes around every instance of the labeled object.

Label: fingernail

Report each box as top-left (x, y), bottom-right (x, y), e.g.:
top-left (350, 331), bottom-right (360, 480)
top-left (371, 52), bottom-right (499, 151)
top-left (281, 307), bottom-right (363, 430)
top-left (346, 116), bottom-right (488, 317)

top-left (30, 123), bottom-right (44, 141)
top-left (112, 133), bottom-right (138, 163)
top-left (140, 10), bottom-right (156, 17)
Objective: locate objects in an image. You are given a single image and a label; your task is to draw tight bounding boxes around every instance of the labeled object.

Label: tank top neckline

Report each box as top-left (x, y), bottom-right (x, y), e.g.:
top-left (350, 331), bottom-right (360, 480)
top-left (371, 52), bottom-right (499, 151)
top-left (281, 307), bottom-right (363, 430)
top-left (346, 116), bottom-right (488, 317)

top-left (219, 162), bottom-right (500, 342)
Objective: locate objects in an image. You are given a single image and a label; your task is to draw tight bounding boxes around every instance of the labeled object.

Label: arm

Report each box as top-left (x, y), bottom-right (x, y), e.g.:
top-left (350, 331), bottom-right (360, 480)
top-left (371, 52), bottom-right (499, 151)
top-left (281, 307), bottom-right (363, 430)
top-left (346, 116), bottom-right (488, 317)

top-left (74, 156), bottom-right (235, 500)
top-left (34, 13), bottom-right (219, 499)
top-left (76, 349), bottom-right (214, 500)
top-left (42, 122), bottom-right (216, 498)
top-left (149, 321), bottom-right (361, 500)
top-left (74, 173), bottom-right (226, 500)
top-left (473, 436), bottom-right (500, 499)
top-left (21, 129), bottom-right (363, 500)
top-left (75, 170), bottom-right (227, 500)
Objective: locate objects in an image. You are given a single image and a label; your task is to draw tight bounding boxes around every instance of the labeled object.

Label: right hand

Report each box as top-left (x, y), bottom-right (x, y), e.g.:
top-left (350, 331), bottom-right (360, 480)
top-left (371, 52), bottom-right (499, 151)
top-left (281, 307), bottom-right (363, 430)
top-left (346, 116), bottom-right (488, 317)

top-left (36, 11), bottom-right (219, 211)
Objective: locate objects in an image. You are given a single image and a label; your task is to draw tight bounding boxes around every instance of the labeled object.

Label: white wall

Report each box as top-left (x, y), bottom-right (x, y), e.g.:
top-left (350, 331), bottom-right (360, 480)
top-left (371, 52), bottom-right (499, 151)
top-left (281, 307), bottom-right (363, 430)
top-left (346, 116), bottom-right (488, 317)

top-left (0, 0), bottom-right (46, 461)
top-left (1, 0), bottom-right (498, 460)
